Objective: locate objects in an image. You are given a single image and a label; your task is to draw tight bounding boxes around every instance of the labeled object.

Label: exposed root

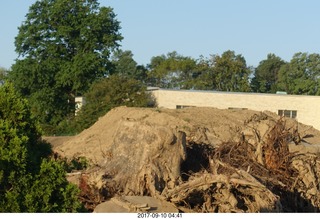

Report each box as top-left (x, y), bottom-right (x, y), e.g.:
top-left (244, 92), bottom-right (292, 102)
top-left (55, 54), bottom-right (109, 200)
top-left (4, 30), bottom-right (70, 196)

top-left (160, 118), bottom-right (320, 212)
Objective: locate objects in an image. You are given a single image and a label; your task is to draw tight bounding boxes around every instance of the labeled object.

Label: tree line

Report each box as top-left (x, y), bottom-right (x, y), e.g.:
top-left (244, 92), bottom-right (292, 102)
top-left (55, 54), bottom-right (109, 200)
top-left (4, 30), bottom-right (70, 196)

top-left (145, 50), bottom-right (320, 96)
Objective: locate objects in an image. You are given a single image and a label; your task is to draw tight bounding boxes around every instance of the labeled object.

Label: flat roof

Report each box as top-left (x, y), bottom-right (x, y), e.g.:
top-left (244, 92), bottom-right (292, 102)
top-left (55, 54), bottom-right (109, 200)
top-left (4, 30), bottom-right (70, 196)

top-left (155, 88), bottom-right (320, 98)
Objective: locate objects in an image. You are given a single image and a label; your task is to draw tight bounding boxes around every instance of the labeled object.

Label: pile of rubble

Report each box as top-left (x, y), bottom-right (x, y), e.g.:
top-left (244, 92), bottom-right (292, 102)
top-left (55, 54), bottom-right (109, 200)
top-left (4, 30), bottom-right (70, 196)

top-left (50, 107), bottom-right (320, 212)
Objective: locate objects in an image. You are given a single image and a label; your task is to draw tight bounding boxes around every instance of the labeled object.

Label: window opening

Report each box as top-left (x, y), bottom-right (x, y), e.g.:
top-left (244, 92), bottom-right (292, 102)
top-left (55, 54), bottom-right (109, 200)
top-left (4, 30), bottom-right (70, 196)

top-left (278, 110), bottom-right (297, 119)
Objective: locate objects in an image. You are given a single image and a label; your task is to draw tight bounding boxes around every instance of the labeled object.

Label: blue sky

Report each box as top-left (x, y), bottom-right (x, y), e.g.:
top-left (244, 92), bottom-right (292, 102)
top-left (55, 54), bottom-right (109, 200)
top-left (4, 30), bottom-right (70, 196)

top-left (1, 0), bottom-right (320, 69)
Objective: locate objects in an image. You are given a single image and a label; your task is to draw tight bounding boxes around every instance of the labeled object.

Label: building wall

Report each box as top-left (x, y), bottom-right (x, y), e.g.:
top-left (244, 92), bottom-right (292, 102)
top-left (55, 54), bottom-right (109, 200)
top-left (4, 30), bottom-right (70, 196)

top-left (75, 96), bottom-right (86, 115)
top-left (151, 89), bottom-right (320, 130)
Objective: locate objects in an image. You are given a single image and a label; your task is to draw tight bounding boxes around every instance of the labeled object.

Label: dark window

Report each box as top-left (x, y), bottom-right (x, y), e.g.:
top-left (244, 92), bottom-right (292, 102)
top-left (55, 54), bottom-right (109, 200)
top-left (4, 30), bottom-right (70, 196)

top-left (291, 110), bottom-right (297, 118)
top-left (176, 105), bottom-right (195, 109)
top-left (278, 109), bottom-right (297, 119)
top-left (284, 110), bottom-right (291, 117)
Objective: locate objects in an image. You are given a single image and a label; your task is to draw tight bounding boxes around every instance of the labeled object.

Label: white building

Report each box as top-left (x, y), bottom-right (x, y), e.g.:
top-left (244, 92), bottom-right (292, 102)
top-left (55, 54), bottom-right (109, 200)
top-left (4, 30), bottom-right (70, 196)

top-left (151, 88), bottom-right (320, 131)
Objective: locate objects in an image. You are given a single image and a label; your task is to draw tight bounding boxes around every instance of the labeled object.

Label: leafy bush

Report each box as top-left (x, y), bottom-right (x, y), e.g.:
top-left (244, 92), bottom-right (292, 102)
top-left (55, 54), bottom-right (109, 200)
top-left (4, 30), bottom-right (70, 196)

top-left (53, 75), bottom-right (155, 135)
top-left (82, 75), bottom-right (154, 127)
top-left (0, 83), bottom-right (83, 212)
top-left (57, 154), bottom-right (89, 173)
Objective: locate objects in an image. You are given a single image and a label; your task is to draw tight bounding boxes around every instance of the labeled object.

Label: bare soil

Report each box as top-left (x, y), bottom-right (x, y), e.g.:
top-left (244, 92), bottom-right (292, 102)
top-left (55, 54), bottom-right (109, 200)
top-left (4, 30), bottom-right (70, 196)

top-left (44, 106), bottom-right (320, 212)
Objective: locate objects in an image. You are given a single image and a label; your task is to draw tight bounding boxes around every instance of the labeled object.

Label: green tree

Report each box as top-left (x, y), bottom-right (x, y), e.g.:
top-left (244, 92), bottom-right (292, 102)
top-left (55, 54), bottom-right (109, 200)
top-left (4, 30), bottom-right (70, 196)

top-left (110, 49), bottom-right (148, 82)
top-left (276, 52), bottom-right (320, 95)
top-left (73, 75), bottom-right (153, 132)
top-left (192, 51), bottom-right (250, 92)
top-left (147, 54), bottom-right (166, 87)
top-left (147, 51), bottom-right (197, 88)
top-left (213, 50), bottom-right (250, 92)
top-left (0, 83), bottom-right (82, 212)
top-left (9, 0), bottom-right (122, 130)
top-left (111, 49), bottom-right (138, 77)
top-left (188, 55), bottom-right (215, 90)
top-left (251, 54), bottom-right (286, 93)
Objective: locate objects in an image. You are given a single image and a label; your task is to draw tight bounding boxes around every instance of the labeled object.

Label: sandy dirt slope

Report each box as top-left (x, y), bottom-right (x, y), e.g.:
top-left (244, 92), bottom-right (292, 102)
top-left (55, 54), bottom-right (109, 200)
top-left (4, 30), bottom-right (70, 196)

top-left (45, 106), bottom-right (320, 212)
top-left (48, 106), bottom-right (320, 160)
top-left (43, 136), bottom-right (74, 148)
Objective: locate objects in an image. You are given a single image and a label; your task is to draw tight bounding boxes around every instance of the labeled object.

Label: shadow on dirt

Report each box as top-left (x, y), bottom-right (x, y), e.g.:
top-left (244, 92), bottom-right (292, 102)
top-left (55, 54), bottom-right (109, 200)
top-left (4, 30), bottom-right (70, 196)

top-left (180, 142), bottom-right (214, 181)
top-left (269, 186), bottom-right (320, 212)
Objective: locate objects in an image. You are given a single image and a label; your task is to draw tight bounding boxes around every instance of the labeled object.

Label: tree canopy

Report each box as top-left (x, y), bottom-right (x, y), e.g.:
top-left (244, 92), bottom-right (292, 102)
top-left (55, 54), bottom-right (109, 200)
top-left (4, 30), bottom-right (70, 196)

top-left (209, 50), bottom-right (251, 92)
top-left (110, 49), bottom-right (148, 82)
top-left (251, 54), bottom-right (286, 93)
top-left (277, 52), bottom-right (320, 95)
top-left (9, 0), bottom-right (122, 128)
top-left (147, 51), bottom-right (198, 89)
top-left (145, 50), bottom-right (320, 95)
top-left (147, 50), bottom-right (250, 92)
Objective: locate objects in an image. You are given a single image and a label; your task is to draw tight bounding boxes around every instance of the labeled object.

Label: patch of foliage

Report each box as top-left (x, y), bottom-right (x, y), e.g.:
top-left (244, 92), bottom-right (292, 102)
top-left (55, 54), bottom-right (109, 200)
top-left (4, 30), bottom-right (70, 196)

top-left (54, 74), bottom-right (155, 135)
top-left (0, 83), bottom-right (84, 212)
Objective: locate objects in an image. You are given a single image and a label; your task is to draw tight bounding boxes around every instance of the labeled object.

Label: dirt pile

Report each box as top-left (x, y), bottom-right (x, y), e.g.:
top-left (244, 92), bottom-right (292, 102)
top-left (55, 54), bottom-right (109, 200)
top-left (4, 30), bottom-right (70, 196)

top-left (50, 106), bottom-right (320, 212)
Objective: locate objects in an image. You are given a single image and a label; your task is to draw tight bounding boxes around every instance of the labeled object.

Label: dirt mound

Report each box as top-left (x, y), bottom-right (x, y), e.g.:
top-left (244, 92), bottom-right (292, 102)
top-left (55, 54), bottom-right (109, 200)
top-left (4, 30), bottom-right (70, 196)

top-left (52, 106), bottom-right (320, 212)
